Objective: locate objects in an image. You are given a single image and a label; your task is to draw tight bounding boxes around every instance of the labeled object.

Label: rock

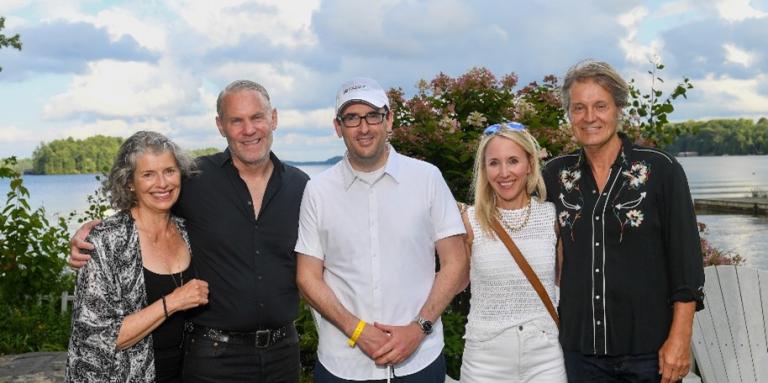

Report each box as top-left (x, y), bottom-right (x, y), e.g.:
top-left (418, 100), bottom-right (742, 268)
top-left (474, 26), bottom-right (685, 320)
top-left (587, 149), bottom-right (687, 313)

top-left (0, 352), bottom-right (66, 383)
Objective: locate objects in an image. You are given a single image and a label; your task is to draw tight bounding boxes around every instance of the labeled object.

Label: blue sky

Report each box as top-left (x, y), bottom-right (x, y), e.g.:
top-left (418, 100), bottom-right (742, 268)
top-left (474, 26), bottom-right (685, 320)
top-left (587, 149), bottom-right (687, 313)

top-left (0, 0), bottom-right (766, 161)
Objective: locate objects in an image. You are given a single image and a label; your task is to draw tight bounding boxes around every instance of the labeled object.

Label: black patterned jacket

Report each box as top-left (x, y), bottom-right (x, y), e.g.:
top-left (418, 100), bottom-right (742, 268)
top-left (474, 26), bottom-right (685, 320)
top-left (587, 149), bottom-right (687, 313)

top-left (65, 211), bottom-right (189, 382)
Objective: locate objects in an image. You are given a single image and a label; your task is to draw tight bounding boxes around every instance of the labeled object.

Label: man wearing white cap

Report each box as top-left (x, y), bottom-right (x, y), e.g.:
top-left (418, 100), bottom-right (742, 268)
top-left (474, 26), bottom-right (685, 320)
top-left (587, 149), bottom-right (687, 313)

top-left (296, 77), bottom-right (468, 382)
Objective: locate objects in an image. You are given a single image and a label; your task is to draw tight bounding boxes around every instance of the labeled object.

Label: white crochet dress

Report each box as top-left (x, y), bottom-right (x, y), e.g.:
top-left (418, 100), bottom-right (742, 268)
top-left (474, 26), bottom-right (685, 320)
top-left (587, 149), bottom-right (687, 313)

top-left (464, 198), bottom-right (559, 341)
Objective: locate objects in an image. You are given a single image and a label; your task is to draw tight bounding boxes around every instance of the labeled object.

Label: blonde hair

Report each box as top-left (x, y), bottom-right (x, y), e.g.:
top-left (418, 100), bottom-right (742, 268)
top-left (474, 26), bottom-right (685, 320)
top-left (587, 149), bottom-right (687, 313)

top-left (470, 126), bottom-right (547, 237)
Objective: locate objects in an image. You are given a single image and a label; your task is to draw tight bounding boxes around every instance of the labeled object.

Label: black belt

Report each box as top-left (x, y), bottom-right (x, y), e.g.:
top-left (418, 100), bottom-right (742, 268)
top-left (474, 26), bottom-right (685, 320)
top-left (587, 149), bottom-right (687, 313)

top-left (187, 323), bottom-right (293, 348)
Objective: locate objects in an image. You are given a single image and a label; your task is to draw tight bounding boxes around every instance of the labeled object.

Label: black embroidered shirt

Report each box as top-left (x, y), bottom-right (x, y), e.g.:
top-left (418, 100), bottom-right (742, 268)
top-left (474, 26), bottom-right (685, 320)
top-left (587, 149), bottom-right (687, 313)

top-left (543, 133), bottom-right (705, 356)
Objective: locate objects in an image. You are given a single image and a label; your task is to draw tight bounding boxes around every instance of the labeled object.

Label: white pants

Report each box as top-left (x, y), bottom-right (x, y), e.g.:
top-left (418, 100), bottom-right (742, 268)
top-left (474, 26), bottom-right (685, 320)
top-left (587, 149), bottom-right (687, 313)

top-left (460, 320), bottom-right (566, 383)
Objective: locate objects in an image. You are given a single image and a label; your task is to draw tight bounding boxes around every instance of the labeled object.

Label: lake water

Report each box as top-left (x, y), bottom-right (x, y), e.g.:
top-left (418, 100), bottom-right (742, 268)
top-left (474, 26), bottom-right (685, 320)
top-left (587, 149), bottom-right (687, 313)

top-left (3, 157), bottom-right (767, 269)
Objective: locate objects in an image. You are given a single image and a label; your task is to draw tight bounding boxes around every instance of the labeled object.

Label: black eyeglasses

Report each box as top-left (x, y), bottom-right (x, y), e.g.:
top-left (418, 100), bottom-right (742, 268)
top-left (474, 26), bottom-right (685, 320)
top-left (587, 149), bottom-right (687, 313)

top-left (337, 112), bottom-right (386, 128)
top-left (483, 121), bottom-right (526, 136)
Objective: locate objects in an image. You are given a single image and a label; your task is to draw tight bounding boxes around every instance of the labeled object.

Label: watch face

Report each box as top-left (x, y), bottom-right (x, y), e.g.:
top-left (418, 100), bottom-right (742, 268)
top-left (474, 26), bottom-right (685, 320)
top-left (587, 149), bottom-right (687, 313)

top-left (418, 317), bottom-right (433, 334)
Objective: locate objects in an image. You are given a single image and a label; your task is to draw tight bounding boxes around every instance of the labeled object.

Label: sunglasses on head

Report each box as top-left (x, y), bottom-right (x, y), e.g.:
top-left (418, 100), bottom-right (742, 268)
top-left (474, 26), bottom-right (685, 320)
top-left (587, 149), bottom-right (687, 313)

top-left (482, 121), bottom-right (526, 136)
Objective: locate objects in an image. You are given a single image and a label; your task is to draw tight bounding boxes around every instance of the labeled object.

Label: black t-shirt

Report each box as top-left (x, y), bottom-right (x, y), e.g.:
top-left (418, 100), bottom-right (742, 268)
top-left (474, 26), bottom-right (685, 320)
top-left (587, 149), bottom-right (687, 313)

top-left (143, 266), bottom-right (195, 349)
top-left (173, 150), bottom-right (309, 331)
top-left (543, 133), bottom-right (705, 356)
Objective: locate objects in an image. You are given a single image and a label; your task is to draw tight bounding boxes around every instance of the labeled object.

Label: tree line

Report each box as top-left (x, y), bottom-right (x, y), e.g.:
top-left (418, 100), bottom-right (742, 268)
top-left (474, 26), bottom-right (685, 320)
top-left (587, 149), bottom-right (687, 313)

top-left (666, 117), bottom-right (768, 155)
top-left (23, 117), bottom-right (768, 175)
top-left (26, 136), bottom-right (222, 175)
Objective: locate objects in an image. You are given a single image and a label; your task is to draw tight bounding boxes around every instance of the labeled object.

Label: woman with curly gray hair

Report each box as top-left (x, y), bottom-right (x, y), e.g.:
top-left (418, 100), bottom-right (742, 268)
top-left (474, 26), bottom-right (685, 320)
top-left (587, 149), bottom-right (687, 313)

top-left (67, 131), bottom-right (209, 382)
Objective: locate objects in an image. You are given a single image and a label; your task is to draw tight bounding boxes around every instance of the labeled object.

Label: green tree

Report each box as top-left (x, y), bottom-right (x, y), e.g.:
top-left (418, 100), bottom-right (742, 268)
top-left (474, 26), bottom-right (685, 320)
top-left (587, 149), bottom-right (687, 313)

top-left (32, 135), bottom-right (123, 174)
top-left (665, 118), bottom-right (767, 155)
top-left (0, 158), bottom-right (73, 305)
top-left (0, 16), bottom-right (22, 72)
top-left (627, 61), bottom-right (694, 147)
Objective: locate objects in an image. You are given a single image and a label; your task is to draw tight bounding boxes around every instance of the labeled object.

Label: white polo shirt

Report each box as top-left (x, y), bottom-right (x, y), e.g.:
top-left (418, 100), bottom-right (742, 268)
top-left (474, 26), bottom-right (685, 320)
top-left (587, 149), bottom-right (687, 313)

top-left (295, 147), bottom-right (465, 380)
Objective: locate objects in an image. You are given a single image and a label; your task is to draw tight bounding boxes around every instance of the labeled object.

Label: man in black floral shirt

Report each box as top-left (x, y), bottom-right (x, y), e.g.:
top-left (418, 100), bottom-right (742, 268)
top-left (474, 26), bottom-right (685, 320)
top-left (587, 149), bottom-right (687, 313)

top-left (542, 60), bottom-right (704, 383)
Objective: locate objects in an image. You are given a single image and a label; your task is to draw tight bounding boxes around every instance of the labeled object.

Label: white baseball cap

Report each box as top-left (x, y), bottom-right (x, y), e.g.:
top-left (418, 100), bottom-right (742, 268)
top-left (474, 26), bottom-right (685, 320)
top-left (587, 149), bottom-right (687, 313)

top-left (335, 77), bottom-right (390, 116)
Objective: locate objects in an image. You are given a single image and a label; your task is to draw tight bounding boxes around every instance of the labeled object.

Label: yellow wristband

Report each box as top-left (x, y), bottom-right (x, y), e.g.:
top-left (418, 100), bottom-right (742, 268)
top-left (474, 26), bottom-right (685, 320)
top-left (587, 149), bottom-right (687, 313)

top-left (347, 320), bottom-right (366, 347)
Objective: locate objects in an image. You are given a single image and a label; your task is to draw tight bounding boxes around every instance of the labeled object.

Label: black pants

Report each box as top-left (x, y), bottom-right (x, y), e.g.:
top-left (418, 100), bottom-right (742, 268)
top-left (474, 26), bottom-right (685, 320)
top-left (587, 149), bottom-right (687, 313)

top-left (564, 351), bottom-right (663, 383)
top-left (181, 326), bottom-right (300, 383)
top-left (313, 353), bottom-right (446, 383)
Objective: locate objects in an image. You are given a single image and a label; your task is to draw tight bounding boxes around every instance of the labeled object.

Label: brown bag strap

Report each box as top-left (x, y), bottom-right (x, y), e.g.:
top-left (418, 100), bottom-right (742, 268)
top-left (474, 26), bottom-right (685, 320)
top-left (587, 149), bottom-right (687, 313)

top-left (490, 217), bottom-right (560, 327)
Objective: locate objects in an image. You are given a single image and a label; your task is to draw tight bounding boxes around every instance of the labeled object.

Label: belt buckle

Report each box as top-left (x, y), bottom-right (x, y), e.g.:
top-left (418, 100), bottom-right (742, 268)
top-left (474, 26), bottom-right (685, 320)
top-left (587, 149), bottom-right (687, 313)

top-left (255, 330), bottom-right (271, 348)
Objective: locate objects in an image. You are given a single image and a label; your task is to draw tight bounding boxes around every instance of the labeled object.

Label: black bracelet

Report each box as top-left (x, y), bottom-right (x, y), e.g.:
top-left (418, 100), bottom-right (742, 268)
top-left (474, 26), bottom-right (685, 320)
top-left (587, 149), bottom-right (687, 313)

top-left (161, 295), bottom-right (168, 319)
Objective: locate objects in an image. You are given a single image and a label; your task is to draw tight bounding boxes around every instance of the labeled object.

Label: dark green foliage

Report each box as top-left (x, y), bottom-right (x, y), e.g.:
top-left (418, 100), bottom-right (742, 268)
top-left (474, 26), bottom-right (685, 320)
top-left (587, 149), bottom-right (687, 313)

top-left (627, 62), bottom-right (694, 147)
top-left (441, 307), bottom-right (468, 380)
top-left (0, 157), bottom-right (73, 306)
top-left (296, 300), bottom-right (318, 380)
top-left (665, 118), bottom-right (768, 155)
top-left (0, 302), bottom-right (71, 354)
top-left (0, 157), bottom-right (74, 354)
top-left (32, 135), bottom-right (123, 174)
top-left (0, 16), bottom-right (22, 73)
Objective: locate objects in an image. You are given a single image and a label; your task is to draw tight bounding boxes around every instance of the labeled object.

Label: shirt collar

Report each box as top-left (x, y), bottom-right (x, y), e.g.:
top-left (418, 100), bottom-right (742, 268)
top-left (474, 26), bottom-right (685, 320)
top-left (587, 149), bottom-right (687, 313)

top-left (218, 148), bottom-right (284, 175)
top-left (576, 132), bottom-right (634, 171)
top-left (341, 145), bottom-right (401, 190)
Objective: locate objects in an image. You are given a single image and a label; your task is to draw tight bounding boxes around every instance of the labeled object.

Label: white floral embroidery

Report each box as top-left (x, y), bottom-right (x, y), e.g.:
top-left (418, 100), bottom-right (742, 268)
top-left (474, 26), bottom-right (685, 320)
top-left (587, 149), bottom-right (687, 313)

top-left (559, 169), bottom-right (581, 192)
top-left (558, 211), bottom-right (570, 227)
top-left (622, 162), bottom-right (649, 189)
top-left (626, 209), bottom-right (644, 227)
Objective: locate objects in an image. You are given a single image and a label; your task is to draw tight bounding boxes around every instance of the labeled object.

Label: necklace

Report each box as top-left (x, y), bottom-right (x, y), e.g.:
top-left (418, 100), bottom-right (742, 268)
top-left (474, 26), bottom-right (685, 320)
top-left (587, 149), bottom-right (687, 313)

top-left (497, 198), bottom-right (532, 233)
top-left (168, 268), bottom-right (183, 288)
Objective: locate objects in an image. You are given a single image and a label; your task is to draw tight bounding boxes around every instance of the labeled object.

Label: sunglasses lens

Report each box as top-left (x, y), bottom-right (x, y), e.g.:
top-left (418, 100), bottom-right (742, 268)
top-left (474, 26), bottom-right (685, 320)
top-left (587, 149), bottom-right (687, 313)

top-left (483, 122), bottom-right (526, 136)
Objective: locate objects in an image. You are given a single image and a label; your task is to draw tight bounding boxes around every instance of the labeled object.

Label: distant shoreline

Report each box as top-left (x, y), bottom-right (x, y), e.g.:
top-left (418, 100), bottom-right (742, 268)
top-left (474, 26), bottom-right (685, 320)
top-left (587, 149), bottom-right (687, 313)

top-left (16, 155), bottom-right (344, 175)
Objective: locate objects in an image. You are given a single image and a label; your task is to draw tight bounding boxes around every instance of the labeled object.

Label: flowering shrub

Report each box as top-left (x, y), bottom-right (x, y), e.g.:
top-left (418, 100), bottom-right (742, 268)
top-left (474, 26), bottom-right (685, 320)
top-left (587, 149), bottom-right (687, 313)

top-left (389, 68), bottom-right (576, 202)
top-left (698, 223), bottom-right (744, 266)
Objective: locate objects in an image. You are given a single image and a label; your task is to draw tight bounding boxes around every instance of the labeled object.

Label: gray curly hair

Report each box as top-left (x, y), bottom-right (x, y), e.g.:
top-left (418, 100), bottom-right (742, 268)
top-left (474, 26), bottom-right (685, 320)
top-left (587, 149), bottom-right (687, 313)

top-left (105, 131), bottom-right (195, 211)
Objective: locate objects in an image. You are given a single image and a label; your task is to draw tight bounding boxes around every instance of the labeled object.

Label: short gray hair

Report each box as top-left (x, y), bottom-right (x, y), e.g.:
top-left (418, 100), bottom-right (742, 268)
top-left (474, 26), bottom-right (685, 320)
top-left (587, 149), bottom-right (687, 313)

top-left (216, 80), bottom-right (272, 118)
top-left (105, 131), bottom-right (195, 211)
top-left (561, 60), bottom-right (629, 111)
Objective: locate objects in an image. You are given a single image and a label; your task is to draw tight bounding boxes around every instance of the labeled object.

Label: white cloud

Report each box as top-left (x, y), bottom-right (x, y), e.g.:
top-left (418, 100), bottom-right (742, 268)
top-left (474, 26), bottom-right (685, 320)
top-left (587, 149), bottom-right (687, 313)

top-left (61, 118), bottom-right (173, 139)
top-left (92, 8), bottom-right (168, 51)
top-left (209, 62), bottom-right (296, 98)
top-left (723, 43), bottom-right (756, 67)
top-left (657, 0), bottom-right (696, 17)
top-left (618, 5), bottom-right (648, 28)
top-left (0, 125), bottom-right (36, 143)
top-left (618, 6), bottom-right (664, 64)
top-left (42, 59), bottom-right (198, 120)
top-left (715, 0), bottom-right (767, 22)
top-left (168, 0), bottom-right (320, 49)
top-left (0, 0), bottom-right (28, 12)
top-left (695, 73), bottom-right (768, 114)
top-left (272, 132), bottom-right (345, 161)
top-left (278, 108), bottom-right (333, 131)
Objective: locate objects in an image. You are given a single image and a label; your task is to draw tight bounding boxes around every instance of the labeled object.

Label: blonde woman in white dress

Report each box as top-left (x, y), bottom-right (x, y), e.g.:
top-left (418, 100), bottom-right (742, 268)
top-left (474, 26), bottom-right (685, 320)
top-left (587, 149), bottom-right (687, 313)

top-left (459, 122), bottom-right (566, 383)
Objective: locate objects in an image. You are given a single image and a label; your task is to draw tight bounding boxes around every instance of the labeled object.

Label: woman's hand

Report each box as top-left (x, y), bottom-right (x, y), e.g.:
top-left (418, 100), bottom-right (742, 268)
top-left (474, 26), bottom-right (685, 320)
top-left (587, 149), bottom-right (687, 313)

top-left (166, 278), bottom-right (209, 314)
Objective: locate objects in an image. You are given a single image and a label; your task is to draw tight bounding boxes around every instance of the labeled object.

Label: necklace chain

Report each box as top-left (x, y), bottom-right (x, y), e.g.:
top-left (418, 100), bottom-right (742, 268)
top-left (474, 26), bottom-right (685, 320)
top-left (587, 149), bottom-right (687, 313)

top-left (497, 198), bottom-right (532, 234)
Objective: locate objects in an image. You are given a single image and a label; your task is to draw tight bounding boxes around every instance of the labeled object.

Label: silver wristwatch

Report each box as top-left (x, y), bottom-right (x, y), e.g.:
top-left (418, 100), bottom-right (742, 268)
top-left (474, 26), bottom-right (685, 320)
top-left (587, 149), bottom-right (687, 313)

top-left (414, 316), bottom-right (433, 335)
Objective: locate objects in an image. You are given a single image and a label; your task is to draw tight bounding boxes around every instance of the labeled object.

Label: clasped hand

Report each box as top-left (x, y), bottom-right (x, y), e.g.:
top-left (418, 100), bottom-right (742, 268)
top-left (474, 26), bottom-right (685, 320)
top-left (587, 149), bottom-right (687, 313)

top-left (355, 322), bottom-right (425, 366)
